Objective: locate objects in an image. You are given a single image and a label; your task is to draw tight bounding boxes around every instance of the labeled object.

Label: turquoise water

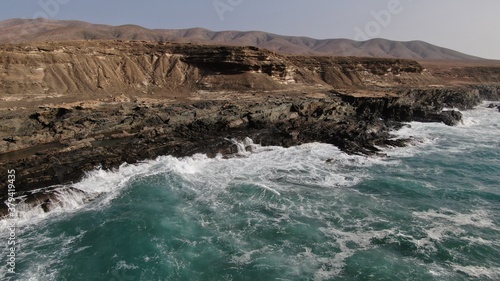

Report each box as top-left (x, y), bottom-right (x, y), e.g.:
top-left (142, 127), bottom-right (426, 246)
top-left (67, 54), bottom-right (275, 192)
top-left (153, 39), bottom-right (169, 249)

top-left (2, 103), bottom-right (499, 280)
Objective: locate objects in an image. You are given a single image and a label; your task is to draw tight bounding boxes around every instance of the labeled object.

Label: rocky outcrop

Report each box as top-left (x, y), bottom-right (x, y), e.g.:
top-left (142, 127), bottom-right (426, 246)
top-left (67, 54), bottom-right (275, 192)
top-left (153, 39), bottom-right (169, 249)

top-left (0, 88), bottom-right (483, 202)
top-left (1, 41), bottom-right (499, 215)
top-left (474, 85), bottom-right (500, 101)
top-left (0, 41), bottom-right (441, 106)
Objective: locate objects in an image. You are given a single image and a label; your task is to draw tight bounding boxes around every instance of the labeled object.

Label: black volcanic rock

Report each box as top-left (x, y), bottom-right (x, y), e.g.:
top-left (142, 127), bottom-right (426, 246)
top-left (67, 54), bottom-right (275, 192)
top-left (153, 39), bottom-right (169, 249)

top-left (410, 109), bottom-right (463, 126)
top-left (439, 110), bottom-right (463, 126)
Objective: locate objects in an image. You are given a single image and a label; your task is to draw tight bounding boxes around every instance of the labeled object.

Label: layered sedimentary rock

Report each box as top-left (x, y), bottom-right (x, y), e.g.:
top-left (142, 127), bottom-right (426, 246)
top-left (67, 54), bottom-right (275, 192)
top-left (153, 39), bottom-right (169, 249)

top-left (1, 41), bottom-right (499, 213)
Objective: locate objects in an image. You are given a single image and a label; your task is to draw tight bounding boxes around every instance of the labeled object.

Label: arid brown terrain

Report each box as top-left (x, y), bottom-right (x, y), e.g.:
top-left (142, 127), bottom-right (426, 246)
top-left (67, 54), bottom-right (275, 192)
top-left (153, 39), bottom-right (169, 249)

top-left (0, 37), bottom-right (499, 214)
top-left (0, 18), bottom-right (487, 60)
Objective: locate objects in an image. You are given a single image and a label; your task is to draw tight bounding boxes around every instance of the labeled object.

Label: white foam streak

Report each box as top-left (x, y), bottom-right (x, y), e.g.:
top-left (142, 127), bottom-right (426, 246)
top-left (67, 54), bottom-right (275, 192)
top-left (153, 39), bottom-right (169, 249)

top-left (451, 264), bottom-right (500, 280)
top-left (230, 246), bottom-right (270, 266)
top-left (413, 208), bottom-right (496, 230)
top-left (411, 208), bottom-right (499, 256)
top-left (255, 183), bottom-right (281, 196)
top-left (225, 137), bottom-right (257, 156)
top-left (317, 226), bottom-right (397, 278)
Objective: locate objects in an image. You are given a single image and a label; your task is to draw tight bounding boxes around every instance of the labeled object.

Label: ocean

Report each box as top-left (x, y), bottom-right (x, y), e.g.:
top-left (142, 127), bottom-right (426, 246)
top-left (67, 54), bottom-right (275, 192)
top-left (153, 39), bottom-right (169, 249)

top-left (1, 102), bottom-right (499, 281)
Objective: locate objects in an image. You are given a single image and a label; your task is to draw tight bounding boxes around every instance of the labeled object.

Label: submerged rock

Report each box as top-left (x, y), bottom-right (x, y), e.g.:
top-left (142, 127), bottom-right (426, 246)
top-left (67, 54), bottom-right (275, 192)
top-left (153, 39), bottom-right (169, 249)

top-left (410, 108), bottom-right (463, 126)
top-left (439, 110), bottom-right (463, 126)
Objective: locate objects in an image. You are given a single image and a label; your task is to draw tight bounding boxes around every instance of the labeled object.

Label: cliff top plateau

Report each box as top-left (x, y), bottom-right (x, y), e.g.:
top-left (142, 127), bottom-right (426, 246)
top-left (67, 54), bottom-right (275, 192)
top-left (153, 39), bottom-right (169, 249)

top-left (1, 40), bottom-right (499, 110)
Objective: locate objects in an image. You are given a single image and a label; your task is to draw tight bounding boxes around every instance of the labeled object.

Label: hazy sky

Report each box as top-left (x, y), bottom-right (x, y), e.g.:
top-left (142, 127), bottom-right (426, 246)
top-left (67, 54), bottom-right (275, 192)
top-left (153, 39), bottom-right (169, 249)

top-left (1, 0), bottom-right (499, 59)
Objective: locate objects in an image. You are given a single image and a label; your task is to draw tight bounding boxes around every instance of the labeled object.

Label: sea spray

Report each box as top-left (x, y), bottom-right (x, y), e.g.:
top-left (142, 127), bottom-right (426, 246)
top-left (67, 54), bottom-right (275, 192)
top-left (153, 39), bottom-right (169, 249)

top-left (1, 103), bottom-right (499, 280)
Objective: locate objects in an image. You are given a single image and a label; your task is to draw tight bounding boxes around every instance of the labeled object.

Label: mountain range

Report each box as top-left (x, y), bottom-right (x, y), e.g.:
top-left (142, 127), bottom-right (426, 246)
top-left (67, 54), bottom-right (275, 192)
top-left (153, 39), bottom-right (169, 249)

top-left (0, 18), bottom-right (484, 60)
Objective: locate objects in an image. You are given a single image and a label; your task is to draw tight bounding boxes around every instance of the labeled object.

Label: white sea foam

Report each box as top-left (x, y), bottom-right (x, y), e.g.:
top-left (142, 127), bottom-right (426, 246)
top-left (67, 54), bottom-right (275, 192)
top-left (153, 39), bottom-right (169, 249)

top-left (230, 246), bottom-right (270, 266)
top-left (317, 226), bottom-right (397, 278)
top-left (451, 264), bottom-right (500, 280)
top-left (2, 103), bottom-right (498, 279)
top-left (413, 208), bottom-right (496, 230)
top-left (410, 208), bottom-right (499, 258)
top-left (0, 159), bottom-right (170, 230)
top-left (0, 140), bottom-right (382, 233)
top-left (2, 103), bottom-right (496, 230)
top-left (10, 228), bottom-right (89, 281)
top-left (383, 101), bottom-right (500, 158)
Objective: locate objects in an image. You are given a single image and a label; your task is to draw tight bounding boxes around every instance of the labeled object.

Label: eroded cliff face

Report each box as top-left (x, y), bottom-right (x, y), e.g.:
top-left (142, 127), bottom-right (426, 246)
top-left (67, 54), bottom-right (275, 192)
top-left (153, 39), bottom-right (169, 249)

top-left (0, 40), bottom-right (446, 105)
top-left (1, 40), bottom-right (499, 213)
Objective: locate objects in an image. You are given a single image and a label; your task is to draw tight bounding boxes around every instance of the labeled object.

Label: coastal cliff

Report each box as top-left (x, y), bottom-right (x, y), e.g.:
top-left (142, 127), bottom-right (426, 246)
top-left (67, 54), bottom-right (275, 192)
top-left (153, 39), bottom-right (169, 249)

top-left (1, 41), bottom-right (499, 214)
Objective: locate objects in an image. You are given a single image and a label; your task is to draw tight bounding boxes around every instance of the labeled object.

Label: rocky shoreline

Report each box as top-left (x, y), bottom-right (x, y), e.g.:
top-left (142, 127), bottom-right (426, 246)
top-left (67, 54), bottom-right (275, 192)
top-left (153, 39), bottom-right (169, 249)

top-left (1, 41), bottom-right (499, 215)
